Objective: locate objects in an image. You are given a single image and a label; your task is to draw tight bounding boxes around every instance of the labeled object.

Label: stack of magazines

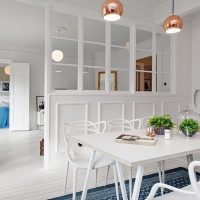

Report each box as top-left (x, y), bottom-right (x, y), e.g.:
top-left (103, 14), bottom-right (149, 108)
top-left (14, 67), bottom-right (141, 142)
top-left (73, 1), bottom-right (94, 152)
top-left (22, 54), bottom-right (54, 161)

top-left (115, 134), bottom-right (156, 146)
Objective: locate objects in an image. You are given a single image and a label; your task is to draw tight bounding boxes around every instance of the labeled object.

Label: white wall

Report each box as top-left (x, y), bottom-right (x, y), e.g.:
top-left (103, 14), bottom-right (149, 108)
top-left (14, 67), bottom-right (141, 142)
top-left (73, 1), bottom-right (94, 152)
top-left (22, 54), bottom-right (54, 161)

top-left (0, 1), bottom-right (45, 129)
top-left (174, 22), bottom-right (191, 96)
top-left (191, 15), bottom-right (200, 103)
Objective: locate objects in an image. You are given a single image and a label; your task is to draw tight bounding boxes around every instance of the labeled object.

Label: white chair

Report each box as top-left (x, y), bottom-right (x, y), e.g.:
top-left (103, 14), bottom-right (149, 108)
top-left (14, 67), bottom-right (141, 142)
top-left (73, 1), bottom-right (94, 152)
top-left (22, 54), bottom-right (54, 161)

top-left (63, 120), bottom-right (119, 200)
top-left (145, 161), bottom-right (200, 200)
top-left (108, 118), bottom-right (165, 199)
top-left (141, 116), bottom-right (152, 129)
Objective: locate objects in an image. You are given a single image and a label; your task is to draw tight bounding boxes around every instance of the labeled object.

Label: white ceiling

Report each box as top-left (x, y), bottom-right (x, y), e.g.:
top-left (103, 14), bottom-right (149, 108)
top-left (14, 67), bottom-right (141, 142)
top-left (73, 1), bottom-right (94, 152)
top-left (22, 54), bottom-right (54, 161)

top-left (58, 0), bottom-right (166, 9)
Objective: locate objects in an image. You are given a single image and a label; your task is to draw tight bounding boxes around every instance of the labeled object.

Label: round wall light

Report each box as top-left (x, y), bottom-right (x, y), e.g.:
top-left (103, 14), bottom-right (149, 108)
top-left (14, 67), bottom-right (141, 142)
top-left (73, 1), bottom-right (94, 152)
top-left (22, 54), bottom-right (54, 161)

top-left (52, 50), bottom-right (64, 62)
top-left (4, 65), bottom-right (11, 76)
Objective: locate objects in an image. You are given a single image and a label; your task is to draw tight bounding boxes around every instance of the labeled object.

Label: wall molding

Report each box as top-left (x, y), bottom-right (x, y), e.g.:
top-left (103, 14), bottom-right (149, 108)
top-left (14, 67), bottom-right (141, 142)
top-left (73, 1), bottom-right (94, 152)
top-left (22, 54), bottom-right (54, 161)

top-left (98, 101), bottom-right (125, 123)
top-left (55, 101), bottom-right (88, 154)
top-left (161, 101), bottom-right (181, 115)
top-left (132, 101), bottom-right (156, 119)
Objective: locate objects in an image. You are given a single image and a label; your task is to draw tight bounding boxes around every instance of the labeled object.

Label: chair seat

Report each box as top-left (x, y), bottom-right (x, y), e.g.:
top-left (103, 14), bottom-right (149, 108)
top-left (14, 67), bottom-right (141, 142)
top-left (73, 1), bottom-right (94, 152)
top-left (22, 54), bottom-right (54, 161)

top-left (70, 146), bottom-right (114, 169)
top-left (154, 184), bottom-right (197, 200)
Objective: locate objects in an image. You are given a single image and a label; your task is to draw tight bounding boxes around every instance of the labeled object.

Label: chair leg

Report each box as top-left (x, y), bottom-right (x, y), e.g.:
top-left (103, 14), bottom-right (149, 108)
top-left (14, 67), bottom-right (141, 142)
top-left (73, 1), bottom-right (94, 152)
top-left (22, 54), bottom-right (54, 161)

top-left (64, 160), bottom-right (69, 194)
top-left (129, 167), bottom-right (132, 200)
top-left (113, 164), bottom-right (119, 200)
top-left (105, 165), bottom-right (110, 186)
top-left (72, 167), bottom-right (78, 200)
top-left (95, 169), bottom-right (98, 188)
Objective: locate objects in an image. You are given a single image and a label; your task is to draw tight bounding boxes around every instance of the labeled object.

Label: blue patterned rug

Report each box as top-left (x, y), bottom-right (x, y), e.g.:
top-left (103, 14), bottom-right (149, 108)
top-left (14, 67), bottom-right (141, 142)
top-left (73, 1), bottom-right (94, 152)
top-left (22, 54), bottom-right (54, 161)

top-left (50, 167), bottom-right (200, 200)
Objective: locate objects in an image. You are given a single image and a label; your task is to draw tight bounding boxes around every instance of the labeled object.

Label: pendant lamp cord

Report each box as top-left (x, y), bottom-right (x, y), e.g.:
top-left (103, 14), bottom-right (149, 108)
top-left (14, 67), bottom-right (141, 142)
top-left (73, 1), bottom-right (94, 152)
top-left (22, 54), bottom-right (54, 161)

top-left (172, 0), bottom-right (174, 14)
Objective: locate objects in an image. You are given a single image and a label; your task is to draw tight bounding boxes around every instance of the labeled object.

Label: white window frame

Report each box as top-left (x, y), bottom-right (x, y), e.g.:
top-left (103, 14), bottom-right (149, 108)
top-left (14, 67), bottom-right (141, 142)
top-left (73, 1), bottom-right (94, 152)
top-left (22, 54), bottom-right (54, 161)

top-left (46, 7), bottom-right (174, 96)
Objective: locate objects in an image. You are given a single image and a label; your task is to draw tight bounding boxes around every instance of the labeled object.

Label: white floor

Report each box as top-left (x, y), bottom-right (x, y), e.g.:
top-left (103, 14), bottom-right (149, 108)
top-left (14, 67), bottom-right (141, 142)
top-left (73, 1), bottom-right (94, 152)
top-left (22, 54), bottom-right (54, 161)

top-left (0, 129), bottom-right (195, 200)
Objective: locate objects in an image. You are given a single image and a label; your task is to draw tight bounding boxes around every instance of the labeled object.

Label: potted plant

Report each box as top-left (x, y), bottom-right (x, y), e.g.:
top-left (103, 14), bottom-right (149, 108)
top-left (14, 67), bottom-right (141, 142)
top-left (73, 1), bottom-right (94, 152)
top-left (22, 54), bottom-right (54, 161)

top-left (148, 115), bottom-right (174, 135)
top-left (179, 118), bottom-right (200, 137)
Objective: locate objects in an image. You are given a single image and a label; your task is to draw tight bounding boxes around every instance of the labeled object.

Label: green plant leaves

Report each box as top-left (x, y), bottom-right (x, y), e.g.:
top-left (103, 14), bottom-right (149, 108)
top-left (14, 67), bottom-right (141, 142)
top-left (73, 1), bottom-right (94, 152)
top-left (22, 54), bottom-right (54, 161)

top-left (148, 115), bottom-right (174, 129)
top-left (179, 119), bottom-right (200, 135)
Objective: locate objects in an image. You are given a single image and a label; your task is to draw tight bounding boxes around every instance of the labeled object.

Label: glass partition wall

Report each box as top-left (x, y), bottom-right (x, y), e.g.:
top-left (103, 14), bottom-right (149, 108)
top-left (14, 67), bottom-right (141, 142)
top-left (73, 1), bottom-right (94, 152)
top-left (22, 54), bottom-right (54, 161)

top-left (50, 9), bottom-right (172, 94)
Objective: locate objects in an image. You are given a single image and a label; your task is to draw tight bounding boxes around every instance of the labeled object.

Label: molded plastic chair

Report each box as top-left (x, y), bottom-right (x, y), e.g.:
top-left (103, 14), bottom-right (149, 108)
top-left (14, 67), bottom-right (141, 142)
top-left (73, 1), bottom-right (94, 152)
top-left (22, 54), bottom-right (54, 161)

top-left (145, 161), bottom-right (200, 200)
top-left (63, 120), bottom-right (119, 200)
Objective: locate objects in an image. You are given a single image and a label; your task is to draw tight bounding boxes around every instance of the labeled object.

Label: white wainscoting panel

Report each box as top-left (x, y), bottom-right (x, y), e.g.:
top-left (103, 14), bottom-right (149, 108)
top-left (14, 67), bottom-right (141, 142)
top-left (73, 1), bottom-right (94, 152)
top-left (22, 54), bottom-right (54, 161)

top-left (98, 101), bottom-right (125, 130)
top-left (55, 102), bottom-right (88, 153)
top-left (133, 101), bottom-right (155, 119)
top-left (46, 95), bottom-right (190, 169)
top-left (161, 101), bottom-right (181, 121)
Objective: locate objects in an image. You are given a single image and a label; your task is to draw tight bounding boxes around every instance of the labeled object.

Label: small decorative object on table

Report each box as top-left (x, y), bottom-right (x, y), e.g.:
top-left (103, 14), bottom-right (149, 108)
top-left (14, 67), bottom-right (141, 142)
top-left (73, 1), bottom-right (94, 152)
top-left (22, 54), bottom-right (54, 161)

top-left (147, 115), bottom-right (174, 135)
top-left (179, 118), bottom-right (200, 137)
top-left (164, 129), bottom-right (171, 140)
top-left (146, 126), bottom-right (156, 137)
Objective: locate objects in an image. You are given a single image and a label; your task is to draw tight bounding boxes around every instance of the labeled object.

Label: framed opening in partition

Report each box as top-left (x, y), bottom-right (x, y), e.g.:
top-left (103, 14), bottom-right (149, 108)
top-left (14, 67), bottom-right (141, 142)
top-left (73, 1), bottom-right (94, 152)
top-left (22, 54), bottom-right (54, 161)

top-left (98, 71), bottom-right (118, 91)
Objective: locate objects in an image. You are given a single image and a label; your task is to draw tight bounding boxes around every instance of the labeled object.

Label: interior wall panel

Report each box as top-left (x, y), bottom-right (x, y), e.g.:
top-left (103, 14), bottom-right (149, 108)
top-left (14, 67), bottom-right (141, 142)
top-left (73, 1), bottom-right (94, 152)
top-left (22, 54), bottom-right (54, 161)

top-left (133, 101), bottom-right (155, 119)
top-left (55, 102), bottom-right (88, 153)
top-left (161, 101), bottom-right (181, 121)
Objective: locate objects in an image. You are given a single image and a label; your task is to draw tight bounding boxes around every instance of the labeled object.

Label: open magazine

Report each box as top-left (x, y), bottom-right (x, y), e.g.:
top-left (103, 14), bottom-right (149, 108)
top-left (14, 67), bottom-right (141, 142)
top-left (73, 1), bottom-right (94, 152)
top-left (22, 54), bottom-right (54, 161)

top-left (115, 134), bottom-right (156, 146)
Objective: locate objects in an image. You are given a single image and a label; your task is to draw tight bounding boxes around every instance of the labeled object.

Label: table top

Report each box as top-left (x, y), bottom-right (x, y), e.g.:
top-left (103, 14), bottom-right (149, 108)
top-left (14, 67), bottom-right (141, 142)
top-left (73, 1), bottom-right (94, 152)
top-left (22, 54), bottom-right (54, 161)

top-left (72, 130), bottom-right (200, 167)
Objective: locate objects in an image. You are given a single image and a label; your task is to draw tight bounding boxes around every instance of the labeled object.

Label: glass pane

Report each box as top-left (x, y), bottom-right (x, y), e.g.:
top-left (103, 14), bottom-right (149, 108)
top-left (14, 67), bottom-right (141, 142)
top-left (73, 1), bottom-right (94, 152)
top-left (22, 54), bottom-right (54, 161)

top-left (111, 47), bottom-right (130, 69)
top-left (110, 70), bottom-right (129, 91)
top-left (136, 72), bottom-right (152, 91)
top-left (111, 24), bottom-right (130, 46)
top-left (156, 73), bottom-right (171, 92)
top-left (52, 65), bottom-right (78, 90)
top-left (83, 67), bottom-right (105, 90)
top-left (52, 11), bottom-right (78, 39)
top-left (52, 39), bottom-right (78, 65)
top-left (84, 18), bottom-right (105, 43)
top-left (156, 53), bottom-right (171, 73)
top-left (156, 33), bottom-right (171, 53)
top-left (84, 43), bottom-right (105, 67)
top-left (136, 29), bottom-right (152, 51)
top-left (136, 51), bottom-right (152, 71)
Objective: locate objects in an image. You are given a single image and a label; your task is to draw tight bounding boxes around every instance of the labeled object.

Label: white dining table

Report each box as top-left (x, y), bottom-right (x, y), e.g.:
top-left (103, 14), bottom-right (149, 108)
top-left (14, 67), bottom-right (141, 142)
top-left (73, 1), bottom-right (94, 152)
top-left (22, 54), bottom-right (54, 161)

top-left (71, 129), bottom-right (200, 200)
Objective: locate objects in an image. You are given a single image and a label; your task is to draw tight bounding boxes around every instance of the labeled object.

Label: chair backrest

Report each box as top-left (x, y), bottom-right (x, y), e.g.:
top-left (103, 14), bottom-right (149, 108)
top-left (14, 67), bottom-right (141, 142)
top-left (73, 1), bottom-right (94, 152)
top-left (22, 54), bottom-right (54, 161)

top-left (109, 119), bottom-right (132, 132)
top-left (129, 119), bottom-right (142, 130)
top-left (63, 120), bottom-right (106, 161)
top-left (141, 116), bottom-right (151, 129)
top-left (189, 161), bottom-right (200, 200)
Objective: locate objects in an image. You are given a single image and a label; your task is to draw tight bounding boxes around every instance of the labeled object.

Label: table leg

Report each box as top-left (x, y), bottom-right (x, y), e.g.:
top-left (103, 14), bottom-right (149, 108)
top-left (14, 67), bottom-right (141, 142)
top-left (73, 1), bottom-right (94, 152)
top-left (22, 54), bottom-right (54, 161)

top-left (186, 154), bottom-right (194, 166)
top-left (131, 165), bottom-right (144, 200)
top-left (115, 161), bottom-right (128, 200)
top-left (157, 161), bottom-right (164, 195)
top-left (81, 150), bottom-right (96, 200)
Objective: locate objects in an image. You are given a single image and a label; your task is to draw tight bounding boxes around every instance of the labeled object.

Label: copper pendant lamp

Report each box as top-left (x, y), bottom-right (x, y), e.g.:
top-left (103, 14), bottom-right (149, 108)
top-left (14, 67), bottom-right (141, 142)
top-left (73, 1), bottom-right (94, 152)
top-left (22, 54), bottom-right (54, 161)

top-left (163, 0), bottom-right (183, 34)
top-left (102, 0), bottom-right (124, 21)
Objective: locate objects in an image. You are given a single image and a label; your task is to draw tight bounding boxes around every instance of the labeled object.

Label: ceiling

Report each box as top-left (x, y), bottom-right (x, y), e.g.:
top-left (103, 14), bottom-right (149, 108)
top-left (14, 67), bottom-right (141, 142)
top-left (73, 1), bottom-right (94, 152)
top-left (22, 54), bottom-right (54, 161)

top-left (58, 0), bottom-right (166, 9)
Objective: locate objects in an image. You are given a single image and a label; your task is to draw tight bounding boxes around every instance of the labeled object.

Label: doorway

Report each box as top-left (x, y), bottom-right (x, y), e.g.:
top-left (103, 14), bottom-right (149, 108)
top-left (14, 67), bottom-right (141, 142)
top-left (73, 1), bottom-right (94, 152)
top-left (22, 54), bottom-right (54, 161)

top-left (0, 59), bottom-right (30, 132)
